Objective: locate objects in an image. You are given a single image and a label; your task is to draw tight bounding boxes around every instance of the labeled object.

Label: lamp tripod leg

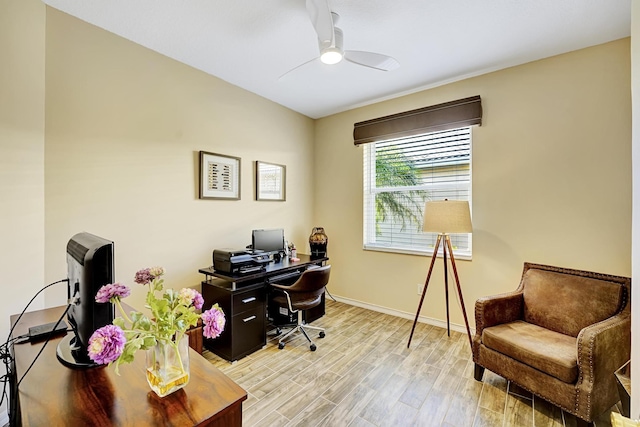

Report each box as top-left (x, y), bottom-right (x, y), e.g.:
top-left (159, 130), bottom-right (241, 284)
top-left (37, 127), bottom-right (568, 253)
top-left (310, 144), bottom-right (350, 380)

top-left (443, 239), bottom-right (450, 337)
top-left (407, 235), bottom-right (442, 348)
top-left (444, 236), bottom-right (473, 351)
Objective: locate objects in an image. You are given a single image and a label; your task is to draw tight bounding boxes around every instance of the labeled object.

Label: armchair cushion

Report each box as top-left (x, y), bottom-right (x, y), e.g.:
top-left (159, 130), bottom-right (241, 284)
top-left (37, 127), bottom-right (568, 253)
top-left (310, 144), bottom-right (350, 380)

top-left (483, 320), bottom-right (577, 383)
top-left (522, 269), bottom-right (624, 337)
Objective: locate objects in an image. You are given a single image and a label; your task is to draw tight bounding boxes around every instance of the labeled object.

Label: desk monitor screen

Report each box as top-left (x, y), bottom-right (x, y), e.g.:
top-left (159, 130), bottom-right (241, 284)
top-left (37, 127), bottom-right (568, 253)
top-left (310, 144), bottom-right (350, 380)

top-left (57, 232), bottom-right (115, 369)
top-left (252, 228), bottom-right (285, 254)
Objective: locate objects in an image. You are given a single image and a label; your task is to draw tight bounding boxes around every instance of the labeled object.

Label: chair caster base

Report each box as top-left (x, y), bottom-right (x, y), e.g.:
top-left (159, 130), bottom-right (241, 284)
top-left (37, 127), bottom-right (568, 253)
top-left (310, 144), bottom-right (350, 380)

top-left (278, 342), bottom-right (285, 350)
top-left (310, 344), bottom-right (316, 351)
top-left (319, 331), bottom-right (325, 338)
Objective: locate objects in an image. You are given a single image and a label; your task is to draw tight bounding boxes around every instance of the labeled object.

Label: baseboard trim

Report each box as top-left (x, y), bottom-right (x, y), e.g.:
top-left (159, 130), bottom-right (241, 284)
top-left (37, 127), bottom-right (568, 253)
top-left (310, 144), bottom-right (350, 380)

top-left (329, 294), bottom-right (476, 336)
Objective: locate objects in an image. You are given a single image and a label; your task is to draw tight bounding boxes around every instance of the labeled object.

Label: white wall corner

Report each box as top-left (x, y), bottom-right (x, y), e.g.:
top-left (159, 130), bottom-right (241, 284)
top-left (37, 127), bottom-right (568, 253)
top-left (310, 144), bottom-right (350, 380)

top-left (631, 0), bottom-right (639, 419)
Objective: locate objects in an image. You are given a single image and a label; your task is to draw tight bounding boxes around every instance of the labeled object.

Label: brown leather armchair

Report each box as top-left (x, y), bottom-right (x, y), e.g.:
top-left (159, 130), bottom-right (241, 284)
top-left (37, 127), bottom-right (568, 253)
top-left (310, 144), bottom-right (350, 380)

top-left (473, 263), bottom-right (630, 427)
top-left (270, 265), bottom-right (331, 351)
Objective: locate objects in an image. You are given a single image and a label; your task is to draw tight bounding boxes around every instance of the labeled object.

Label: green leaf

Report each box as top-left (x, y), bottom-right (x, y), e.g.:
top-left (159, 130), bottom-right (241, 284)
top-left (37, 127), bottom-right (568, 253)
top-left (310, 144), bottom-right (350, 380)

top-left (142, 336), bottom-right (157, 348)
top-left (113, 317), bottom-right (125, 328)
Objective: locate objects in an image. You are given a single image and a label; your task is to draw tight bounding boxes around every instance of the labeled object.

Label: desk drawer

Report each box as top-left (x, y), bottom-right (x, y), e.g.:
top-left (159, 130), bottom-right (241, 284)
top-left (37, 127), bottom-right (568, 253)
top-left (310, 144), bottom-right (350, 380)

top-left (232, 306), bottom-right (266, 358)
top-left (232, 287), bottom-right (265, 314)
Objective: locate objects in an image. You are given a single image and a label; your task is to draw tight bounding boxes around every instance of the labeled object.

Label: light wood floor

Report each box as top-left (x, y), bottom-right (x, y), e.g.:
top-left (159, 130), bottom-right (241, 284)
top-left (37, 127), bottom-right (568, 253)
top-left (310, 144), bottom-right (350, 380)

top-left (203, 300), bottom-right (620, 427)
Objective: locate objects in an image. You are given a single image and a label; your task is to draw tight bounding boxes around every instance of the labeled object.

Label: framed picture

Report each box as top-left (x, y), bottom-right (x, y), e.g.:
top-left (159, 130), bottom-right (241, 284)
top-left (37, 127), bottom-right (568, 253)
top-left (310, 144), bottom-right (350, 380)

top-left (255, 161), bottom-right (286, 201)
top-left (199, 151), bottom-right (241, 200)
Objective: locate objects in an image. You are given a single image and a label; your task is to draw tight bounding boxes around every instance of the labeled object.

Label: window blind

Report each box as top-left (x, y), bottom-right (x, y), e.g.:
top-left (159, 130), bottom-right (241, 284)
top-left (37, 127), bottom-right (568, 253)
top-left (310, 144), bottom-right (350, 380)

top-left (363, 127), bottom-right (472, 256)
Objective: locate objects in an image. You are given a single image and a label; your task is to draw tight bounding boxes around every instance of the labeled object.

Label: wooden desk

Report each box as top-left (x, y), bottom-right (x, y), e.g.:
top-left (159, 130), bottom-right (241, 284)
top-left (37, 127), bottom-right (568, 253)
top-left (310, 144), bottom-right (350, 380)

top-left (199, 254), bottom-right (328, 361)
top-left (199, 254), bottom-right (329, 290)
top-left (10, 306), bottom-right (247, 426)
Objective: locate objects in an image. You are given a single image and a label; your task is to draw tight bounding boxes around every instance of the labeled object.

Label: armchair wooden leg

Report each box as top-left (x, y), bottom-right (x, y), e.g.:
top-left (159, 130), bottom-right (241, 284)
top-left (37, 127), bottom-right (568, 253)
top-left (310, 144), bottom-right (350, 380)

top-left (474, 364), bottom-right (485, 381)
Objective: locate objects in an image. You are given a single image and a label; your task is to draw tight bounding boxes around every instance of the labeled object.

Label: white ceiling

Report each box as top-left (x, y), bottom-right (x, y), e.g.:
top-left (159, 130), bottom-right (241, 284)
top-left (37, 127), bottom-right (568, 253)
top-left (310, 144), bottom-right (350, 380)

top-left (43, 0), bottom-right (630, 119)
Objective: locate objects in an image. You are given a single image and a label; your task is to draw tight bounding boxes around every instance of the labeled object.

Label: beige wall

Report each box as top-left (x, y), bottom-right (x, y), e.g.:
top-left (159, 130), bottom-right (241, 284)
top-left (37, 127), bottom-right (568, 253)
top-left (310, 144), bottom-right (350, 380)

top-left (0, 0), bottom-right (46, 418)
top-left (314, 39), bottom-right (632, 330)
top-left (43, 8), bottom-right (315, 311)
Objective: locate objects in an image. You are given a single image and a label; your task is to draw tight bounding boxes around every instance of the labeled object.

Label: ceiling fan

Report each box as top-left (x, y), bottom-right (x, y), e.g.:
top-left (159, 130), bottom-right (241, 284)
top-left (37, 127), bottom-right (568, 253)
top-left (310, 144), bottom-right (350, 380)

top-left (279, 0), bottom-right (400, 80)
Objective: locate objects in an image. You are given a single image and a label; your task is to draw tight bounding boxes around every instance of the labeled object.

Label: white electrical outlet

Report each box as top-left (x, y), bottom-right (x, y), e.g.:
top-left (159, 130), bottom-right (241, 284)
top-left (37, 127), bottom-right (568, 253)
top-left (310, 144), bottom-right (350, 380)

top-left (417, 283), bottom-right (424, 295)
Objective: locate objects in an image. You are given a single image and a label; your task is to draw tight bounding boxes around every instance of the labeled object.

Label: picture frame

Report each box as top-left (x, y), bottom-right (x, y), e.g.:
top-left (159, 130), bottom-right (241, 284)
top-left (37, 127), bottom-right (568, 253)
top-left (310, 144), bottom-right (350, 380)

top-left (255, 161), bottom-right (286, 201)
top-left (199, 151), bottom-right (241, 200)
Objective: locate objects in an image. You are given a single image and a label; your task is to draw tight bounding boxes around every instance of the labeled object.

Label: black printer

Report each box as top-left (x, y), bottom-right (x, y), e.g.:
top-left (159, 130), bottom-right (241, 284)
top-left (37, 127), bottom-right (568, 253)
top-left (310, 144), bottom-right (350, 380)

top-left (213, 249), bottom-right (270, 275)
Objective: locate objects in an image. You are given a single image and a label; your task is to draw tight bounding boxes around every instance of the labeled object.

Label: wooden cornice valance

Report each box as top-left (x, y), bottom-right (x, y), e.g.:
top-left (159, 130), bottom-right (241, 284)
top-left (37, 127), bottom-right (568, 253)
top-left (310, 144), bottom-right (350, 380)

top-left (353, 95), bottom-right (482, 145)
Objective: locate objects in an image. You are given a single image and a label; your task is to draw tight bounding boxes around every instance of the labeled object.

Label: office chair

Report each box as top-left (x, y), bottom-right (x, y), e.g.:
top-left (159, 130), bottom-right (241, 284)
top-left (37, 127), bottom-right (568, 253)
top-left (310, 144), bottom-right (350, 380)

top-left (269, 265), bottom-right (331, 351)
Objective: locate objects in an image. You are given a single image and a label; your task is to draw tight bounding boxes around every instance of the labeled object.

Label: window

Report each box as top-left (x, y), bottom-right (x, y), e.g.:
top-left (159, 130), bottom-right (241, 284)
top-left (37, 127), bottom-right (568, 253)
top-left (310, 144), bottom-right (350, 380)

top-left (363, 127), bottom-right (472, 258)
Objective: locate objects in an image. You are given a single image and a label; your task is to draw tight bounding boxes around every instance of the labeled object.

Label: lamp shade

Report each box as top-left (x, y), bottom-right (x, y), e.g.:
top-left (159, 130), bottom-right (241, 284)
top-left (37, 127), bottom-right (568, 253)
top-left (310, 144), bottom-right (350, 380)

top-left (423, 200), bottom-right (472, 233)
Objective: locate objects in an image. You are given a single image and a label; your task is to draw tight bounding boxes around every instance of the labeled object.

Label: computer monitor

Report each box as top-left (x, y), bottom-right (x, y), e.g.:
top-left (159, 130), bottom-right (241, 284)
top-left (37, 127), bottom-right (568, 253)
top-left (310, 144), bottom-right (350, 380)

top-left (56, 232), bottom-right (115, 368)
top-left (251, 228), bottom-right (285, 255)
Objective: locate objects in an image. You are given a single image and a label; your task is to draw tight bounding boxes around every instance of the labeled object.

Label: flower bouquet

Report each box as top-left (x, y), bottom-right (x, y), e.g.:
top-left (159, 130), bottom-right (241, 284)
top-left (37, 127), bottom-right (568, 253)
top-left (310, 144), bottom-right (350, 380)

top-left (87, 267), bottom-right (225, 396)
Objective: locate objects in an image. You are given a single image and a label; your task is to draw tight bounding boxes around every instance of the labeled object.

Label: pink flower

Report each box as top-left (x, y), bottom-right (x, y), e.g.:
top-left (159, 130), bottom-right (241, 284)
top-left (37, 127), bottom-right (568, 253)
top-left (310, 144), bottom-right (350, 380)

top-left (149, 266), bottom-right (165, 278)
top-left (135, 267), bottom-right (165, 285)
top-left (88, 325), bottom-right (126, 364)
top-left (178, 288), bottom-right (204, 310)
top-left (193, 293), bottom-right (204, 310)
top-left (95, 283), bottom-right (130, 303)
top-left (134, 268), bottom-right (153, 285)
top-left (202, 304), bottom-right (225, 339)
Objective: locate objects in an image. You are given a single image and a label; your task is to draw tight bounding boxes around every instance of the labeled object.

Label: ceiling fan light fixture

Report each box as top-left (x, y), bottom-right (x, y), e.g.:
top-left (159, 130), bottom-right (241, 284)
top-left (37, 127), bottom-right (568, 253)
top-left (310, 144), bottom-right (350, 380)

top-left (320, 47), bottom-right (343, 65)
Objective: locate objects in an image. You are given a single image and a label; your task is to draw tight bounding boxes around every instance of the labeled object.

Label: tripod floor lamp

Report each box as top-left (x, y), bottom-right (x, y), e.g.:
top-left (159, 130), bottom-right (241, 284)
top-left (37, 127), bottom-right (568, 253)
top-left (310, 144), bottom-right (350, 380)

top-left (407, 199), bottom-right (473, 351)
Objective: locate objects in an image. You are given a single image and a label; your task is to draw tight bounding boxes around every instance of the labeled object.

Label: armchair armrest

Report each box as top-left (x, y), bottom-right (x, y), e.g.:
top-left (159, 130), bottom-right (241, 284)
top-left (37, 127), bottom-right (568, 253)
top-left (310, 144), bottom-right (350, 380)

top-left (474, 291), bottom-right (524, 336)
top-left (575, 312), bottom-right (630, 418)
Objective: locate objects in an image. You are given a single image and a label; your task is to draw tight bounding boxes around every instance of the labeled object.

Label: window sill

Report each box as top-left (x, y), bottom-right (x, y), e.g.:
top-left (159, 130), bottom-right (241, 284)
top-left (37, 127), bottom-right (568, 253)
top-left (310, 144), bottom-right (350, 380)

top-left (363, 244), bottom-right (472, 261)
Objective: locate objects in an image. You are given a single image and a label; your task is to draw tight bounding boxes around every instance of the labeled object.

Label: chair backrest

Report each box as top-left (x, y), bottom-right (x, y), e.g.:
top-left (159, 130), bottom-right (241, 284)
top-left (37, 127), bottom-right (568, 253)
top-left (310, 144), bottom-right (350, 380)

top-left (520, 263), bottom-right (629, 337)
top-left (286, 265), bottom-right (331, 310)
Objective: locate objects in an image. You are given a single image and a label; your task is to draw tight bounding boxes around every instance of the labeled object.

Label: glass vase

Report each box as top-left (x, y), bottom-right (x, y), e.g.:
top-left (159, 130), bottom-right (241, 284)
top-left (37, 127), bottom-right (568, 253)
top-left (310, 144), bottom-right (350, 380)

top-left (145, 334), bottom-right (190, 397)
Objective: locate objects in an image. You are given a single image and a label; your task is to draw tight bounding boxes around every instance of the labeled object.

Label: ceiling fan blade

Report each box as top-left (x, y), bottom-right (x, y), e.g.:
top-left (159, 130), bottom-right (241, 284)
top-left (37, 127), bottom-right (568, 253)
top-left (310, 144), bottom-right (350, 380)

top-left (305, 0), bottom-right (334, 45)
top-left (278, 56), bottom-right (320, 81)
top-left (344, 51), bottom-right (400, 71)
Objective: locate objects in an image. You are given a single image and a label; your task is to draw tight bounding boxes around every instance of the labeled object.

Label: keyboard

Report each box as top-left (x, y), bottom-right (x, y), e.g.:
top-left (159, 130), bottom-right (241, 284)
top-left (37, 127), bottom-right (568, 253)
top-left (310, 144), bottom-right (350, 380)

top-left (267, 271), bottom-right (301, 284)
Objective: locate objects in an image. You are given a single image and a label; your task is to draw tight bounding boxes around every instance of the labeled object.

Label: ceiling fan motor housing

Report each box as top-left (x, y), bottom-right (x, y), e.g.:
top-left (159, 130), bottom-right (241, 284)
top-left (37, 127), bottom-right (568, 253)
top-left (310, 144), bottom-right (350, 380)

top-left (319, 26), bottom-right (343, 52)
top-left (319, 26), bottom-right (344, 64)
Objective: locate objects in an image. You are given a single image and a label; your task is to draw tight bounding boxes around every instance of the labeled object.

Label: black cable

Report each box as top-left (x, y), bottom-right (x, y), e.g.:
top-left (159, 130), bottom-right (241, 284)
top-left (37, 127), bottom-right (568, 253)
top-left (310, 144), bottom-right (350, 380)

top-left (6, 278), bottom-right (69, 344)
top-left (3, 335), bottom-right (28, 347)
top-left (16, 304), bottom-right (71, 388)
top-left (1, 277), bottom-right (69, 425)
top-left (0, 341), bottom-right (16, 416)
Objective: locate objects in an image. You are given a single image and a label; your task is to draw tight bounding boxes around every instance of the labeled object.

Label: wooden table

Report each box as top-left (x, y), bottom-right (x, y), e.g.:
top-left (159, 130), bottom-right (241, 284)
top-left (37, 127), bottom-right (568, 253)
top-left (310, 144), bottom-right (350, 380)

top-left (10, 306), bottom-right (246, 426)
